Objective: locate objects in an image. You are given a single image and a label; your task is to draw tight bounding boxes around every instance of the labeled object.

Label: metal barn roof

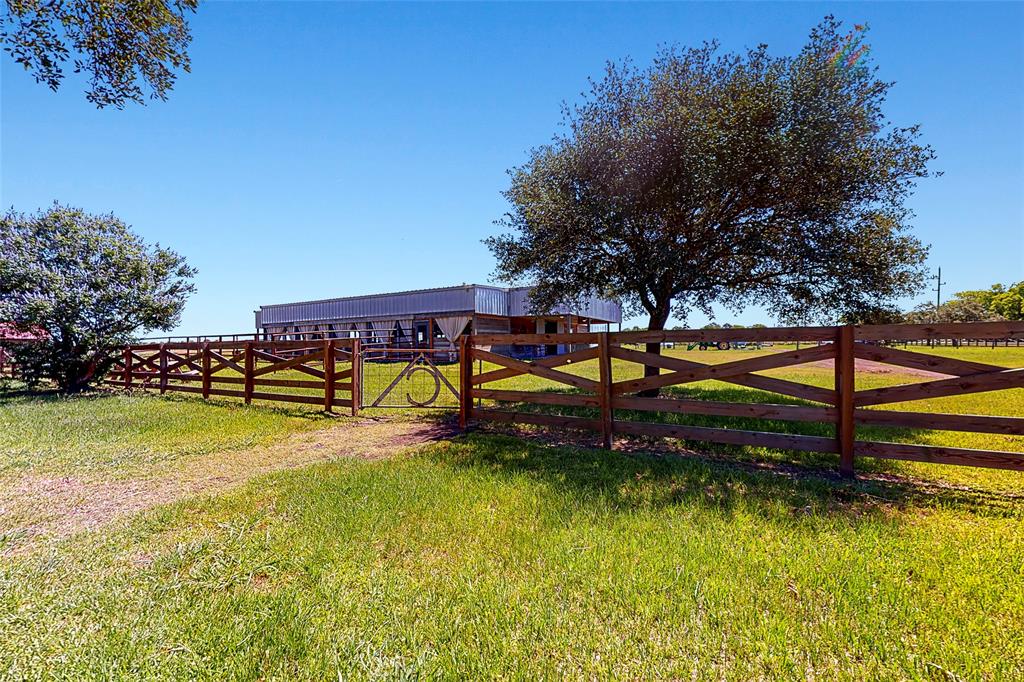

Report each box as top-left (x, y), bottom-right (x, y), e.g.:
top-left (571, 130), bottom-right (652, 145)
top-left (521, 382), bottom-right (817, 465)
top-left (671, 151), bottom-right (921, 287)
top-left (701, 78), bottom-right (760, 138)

top-left (256, 285), bottom-right (621, 327)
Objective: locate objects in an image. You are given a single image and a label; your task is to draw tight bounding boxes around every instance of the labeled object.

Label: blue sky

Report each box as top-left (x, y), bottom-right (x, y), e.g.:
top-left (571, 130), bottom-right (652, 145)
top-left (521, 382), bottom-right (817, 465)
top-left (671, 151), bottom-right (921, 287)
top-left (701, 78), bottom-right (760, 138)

top-left (2, 2), bottom-right (1022, 335)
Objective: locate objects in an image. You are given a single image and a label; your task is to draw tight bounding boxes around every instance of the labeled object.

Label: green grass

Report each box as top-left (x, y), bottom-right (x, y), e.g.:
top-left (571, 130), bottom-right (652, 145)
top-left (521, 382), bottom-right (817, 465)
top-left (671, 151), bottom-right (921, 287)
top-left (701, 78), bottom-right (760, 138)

top-left (1, 432), bottom-right (1021, 679)
top-left (0, 390), bottom-right (332, 479)
top-left (3, 353), bottom-right (1024, 679)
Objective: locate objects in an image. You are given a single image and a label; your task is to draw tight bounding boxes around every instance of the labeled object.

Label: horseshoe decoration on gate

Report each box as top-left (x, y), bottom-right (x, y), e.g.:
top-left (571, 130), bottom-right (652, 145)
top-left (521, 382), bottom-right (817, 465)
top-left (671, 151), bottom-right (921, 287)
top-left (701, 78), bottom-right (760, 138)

top-left (370, 352), bottom-right (460, 408)
top-left (404, 365), bottom-right (441, 407)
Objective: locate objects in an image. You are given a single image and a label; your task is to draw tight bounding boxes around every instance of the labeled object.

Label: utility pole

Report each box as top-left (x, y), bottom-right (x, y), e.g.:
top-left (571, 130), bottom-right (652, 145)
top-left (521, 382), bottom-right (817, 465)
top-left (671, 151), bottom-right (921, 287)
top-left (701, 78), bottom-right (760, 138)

top-left (929, 267), bottom-right (947, 347)
top-left (932, 267), bottom-right (947, 314)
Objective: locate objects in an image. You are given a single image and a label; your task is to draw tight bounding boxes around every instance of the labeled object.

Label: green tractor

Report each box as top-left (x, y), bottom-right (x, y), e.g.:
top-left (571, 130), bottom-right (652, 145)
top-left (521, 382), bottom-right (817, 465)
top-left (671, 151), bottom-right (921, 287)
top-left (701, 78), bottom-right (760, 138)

top-left (686, 340), bottom-right (733, 351)
top-left (685, 340), bottom-right (764, 351)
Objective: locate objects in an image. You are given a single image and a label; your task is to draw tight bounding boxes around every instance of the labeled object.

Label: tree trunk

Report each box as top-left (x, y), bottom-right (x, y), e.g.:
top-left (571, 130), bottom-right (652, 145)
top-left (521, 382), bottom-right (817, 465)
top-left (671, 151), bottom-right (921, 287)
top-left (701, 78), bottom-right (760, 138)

top-left (639, 306), bottom-right (671, 398)
top-left (61, 358), bottom-right (96, 393)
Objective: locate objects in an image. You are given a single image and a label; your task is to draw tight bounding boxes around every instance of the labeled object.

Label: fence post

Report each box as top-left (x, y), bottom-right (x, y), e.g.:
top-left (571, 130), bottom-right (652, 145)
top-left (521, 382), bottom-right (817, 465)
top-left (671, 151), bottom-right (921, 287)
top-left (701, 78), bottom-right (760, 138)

top-left (244, 341), bottom-right (254, 405)
top-left (836, 325), bottom-right (855, 478)
top-left (459, 335), bottom-right (472, 430)
top-left (202, 342), bottom-right (211, 400)
top-left (159, 344), bottom-right (168, 394)
top-left (123, 347), bottom-right (132, 389)
top-left (598, 332), bottom-right (613, 449)
top-left (350, 338), bottom-right (361, 417)
top-left (324, 340), bottom-right (336, 413)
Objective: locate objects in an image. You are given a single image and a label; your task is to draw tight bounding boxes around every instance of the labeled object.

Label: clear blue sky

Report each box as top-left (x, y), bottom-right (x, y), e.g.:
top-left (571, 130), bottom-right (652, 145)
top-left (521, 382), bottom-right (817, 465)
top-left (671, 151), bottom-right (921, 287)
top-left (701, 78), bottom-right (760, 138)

top-left (2, 2), bottom-right (1022, 335)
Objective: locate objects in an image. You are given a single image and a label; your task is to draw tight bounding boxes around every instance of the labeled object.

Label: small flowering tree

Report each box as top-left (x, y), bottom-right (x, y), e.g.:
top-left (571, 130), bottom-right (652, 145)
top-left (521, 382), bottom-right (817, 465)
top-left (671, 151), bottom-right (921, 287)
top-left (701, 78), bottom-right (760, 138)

top-left (0, 204), bottom-right (196, 391)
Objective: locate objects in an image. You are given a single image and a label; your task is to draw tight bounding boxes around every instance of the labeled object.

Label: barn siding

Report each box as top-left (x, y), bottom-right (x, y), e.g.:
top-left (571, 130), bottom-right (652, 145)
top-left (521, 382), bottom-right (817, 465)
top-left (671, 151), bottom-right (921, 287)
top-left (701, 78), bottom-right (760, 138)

top-left (256, 284), bottom-right (621, 337)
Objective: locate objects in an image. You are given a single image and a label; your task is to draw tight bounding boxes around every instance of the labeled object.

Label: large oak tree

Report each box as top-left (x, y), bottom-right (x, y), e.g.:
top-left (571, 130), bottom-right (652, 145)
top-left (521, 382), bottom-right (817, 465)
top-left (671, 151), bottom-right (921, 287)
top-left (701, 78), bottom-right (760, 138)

top-left (488, 18), bottom-right (934, 350)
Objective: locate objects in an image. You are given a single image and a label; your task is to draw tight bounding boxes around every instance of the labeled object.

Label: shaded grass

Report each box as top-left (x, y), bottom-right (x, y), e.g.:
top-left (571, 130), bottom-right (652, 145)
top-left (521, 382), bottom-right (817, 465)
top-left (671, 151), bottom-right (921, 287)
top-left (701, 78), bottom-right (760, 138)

top-left (1, 432), bottom-right (1021, 679)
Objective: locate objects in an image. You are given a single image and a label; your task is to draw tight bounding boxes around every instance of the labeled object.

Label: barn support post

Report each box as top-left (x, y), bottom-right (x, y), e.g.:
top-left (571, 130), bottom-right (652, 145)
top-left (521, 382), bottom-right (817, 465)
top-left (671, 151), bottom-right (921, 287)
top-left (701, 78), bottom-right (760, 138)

top-left (158, 344), bottom-right (168, 394)
top-left (350, 338), bottom-right (361, 417)
top-left (836, 325), bottom-right (856, 478)
top-left (598, 332), bottom-right (614, 449)
top-left (459, 334), bottom-right (472, 430)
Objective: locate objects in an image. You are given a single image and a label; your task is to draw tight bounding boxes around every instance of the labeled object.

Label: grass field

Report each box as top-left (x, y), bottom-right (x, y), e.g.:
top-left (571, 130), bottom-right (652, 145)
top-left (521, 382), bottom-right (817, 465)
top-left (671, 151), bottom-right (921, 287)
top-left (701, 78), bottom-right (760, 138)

top-left (1, 417), bottom-right (1021, 679)
top-left (1, 345), bottom-right (1022, 679)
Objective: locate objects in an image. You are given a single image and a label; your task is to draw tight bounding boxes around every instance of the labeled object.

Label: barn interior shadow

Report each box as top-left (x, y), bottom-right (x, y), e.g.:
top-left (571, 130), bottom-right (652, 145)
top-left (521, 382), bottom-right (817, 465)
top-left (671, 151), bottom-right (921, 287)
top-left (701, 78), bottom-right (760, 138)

top-left (436, 429), bottom-right (1024, 522)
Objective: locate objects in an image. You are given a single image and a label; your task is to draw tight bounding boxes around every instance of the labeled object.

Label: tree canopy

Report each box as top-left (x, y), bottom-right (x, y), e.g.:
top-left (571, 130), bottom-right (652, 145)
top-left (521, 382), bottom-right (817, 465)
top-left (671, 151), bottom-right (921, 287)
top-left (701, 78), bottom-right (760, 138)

top-left (952, 282), bottom-right (1024, 321)
top-left (488, 18), bottom-right (935, 335)
top-left (0, 204), bottom-right (196, 390)
top-left (2, 0), bottom-right (197, 108)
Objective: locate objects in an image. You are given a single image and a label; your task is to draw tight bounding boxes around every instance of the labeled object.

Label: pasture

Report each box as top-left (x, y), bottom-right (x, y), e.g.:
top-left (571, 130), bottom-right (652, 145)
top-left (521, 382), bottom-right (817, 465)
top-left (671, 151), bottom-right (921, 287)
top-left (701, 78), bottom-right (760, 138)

top-left (1, 344), bottom-right (1022, 679)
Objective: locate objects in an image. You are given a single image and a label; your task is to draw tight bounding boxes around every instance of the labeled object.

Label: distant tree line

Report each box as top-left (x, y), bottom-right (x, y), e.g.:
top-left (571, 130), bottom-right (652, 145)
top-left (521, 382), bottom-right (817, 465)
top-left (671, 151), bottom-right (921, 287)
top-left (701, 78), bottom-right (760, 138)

top-left (904, 283), bottom-right (1024, 324)
top-left (615, 282), bottom-right (1023, 330)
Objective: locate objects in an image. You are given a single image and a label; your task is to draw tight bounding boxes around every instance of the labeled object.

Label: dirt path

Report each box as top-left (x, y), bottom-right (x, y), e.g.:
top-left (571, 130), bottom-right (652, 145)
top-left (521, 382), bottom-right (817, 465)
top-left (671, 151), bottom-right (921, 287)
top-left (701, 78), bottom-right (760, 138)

top-left (1, 418), bottom-right (457, 551)
top-left (806, 357), bottom-right (947, 378)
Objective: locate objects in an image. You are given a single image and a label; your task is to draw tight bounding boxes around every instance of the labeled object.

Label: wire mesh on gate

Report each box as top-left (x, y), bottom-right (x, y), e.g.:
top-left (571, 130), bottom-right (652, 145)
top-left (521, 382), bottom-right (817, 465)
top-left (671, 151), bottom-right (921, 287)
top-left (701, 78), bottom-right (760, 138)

top-left (360, 347), bottom-right (460, 408)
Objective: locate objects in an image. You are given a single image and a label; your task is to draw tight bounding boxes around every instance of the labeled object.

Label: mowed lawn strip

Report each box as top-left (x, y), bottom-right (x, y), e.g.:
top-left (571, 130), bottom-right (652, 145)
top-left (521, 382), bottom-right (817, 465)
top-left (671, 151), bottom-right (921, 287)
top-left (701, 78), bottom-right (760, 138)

top-left (0, 390), bottom-right (333, 479)
top-left (0, 389), bottom-right (456, 549)
top-left (0, 432), bottom-right (1021, 680)
top-left (0, 389), bottom-right (334, 547)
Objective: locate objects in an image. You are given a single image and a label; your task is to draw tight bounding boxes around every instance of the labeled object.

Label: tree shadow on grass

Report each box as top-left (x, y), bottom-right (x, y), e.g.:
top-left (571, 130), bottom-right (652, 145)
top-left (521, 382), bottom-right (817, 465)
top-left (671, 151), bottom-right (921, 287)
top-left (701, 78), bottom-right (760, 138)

top-left (0, 381), bottom-right (57, 400)
top-left (0, 386), bottom-right (111, 406)
top-left (434, 429), bottom-right (1024, 523)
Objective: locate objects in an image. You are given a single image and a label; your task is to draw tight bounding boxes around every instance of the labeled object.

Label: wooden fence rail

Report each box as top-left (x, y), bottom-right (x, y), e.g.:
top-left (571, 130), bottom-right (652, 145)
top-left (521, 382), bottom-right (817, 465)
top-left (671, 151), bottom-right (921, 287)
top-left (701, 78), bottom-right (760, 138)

top-left (105, 339), bottom-right (360, 416)
top-left (105, 321), bottom-right (1024, 476)
top-left (460, 322), bottom-right (1024, 477)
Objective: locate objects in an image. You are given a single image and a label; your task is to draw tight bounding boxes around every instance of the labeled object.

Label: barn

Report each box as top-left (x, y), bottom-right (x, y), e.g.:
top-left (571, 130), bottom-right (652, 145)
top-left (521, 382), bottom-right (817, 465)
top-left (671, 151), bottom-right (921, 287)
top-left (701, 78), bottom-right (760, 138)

top-left (254, 284), bottom-right (621, 355)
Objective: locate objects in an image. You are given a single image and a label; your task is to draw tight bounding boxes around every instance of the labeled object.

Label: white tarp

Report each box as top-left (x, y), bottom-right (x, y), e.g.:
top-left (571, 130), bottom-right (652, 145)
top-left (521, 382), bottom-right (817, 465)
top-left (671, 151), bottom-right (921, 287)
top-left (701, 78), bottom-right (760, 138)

top-left (434, 315), bottom-right (471, 342)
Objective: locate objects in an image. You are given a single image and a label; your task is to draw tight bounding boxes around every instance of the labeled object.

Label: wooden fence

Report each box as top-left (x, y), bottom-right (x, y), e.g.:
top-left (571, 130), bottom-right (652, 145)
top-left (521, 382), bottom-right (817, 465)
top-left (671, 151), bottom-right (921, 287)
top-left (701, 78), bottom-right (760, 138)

top-left (105, 339), bottom-right (360, 415)
top-left (104, 322), bottom-right (1024, 476)
top-left (459, 321), bottom-right (1024, 476)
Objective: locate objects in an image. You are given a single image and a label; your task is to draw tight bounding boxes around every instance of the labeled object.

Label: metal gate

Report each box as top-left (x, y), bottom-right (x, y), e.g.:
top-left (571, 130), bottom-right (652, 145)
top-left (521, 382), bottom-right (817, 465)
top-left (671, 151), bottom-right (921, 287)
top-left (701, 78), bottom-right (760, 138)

top-left (360, 347), bottom-right (460, 408)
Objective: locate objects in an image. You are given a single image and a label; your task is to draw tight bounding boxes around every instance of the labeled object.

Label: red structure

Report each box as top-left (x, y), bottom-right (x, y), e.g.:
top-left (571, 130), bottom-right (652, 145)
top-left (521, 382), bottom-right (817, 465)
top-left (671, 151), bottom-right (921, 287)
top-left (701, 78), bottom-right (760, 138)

top-left (0, 324), bottom-right (46, 377)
